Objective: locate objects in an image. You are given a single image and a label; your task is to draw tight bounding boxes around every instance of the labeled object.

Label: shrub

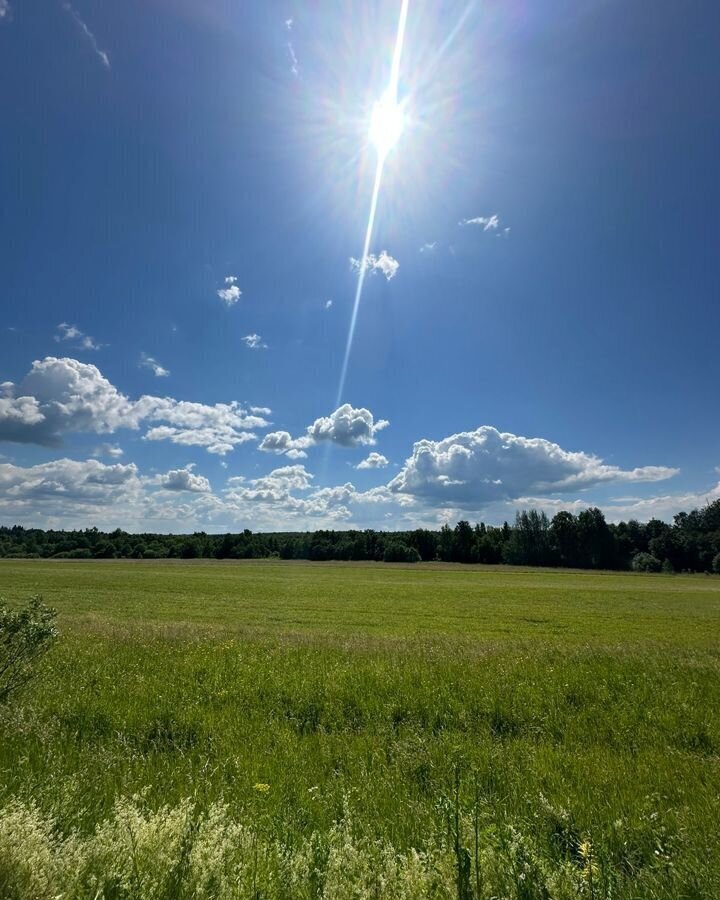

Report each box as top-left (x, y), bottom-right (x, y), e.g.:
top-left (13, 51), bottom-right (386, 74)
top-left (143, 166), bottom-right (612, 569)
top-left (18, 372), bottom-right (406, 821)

top-left (712, 553), bottom-right (720, 575)
top-left (0, 597), bottom-right (58, 704)
top-left (631, 552), bottom-right (662, 573)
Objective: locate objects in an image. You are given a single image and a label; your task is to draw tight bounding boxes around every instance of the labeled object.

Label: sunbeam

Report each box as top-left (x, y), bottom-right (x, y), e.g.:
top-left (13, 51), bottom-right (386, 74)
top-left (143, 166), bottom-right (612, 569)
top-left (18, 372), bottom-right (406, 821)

top-left (335, 0), bottom-right (410, 408)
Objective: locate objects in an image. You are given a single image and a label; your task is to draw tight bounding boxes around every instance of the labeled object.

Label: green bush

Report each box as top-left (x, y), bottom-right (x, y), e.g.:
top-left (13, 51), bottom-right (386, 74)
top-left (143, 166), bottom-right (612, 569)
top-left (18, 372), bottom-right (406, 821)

top-left (0, 597), bottom-right (58, 704)
top-left (712, 553), bottom-right (720, 574)
top-left (631, 552), bottom-right (662, 573)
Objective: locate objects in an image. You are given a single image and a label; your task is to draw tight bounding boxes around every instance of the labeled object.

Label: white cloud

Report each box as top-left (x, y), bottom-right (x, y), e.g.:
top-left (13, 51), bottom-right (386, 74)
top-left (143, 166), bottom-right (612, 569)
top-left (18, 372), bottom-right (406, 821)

top-left (0, 452), bottom-right (708, 534)
top-left (389, 426), bottom-right (678, 508)
top-left (308, 404), bottom-right (389, 447)
top-left (62, 2), bottom-right (110, 68)
top-left (349, 251), bottom-right (399, 281)
top-left (419, 242), bottom-right (437, 253)
top-left (0, 458), bottom-right (141, 518)
top-left (259, 404), bottom-right (389, 458)
top-left (250, 406), bottom-right (272, 416)
top-left (356, 452), bottom-right (389, 470)
top-left (325, 300), bottom-right (333, 309)
top-left (0, 357), bottom-right (270, 455)
top-left (139, 353), bottom-right (170, 377)
top-left (242, 334), bottom-right (267, 350)
top-left (155, 465), bottom-right (211, 493)
top-left (91, 443), bottom-right (124, 459)
top-left (460, 214), bottom-right (500, 230)
top-left (287, 41), bottom-right (299, 77)
top-left (0, 1), bottom-right (11, 20)
top-left (217, 277), bottom-right (242, 306)
top-left (55, 323), bottom-right (82, 342)
top-left (258, 430), bottom-right (311, 458)
top-left (55, 323), bottom-right (103, 351)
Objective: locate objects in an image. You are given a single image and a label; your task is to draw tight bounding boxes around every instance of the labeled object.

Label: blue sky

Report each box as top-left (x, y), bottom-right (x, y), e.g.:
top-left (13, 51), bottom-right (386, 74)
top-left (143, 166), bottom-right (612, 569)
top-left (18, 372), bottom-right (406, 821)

top-left (1, 0), bottom-right (718, 532)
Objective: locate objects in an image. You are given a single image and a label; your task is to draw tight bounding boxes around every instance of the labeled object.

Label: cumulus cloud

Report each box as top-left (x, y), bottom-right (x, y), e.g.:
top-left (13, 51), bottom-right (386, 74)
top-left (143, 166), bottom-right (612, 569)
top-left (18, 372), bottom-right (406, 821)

top-left (154, 465), bottom-right (211, 493)
top-left (250, 406), bottom-right (272, 416)
top-left (0, 357), bottom-right (269, 455)
top-left (55, 323), bottom-right (103, 351)
top-left (460, 214), bottom-right (499, 230)
top-left (0, 458), bottom-right (140, 518)
top-left (258, 404), bottom-right (388, 458)
top-left (389, 426), bottom-right (678, 508)
top-left (308, 404), bottom-right (389, 447)
top-left (62, 2), bottom-right (110, 68)
top-left (0, 454), bottom-right (400, 532)
top-left (217, 276), bottom-right (242, 307)
top-left (258, 430), bottom-right (311, 458)
top-left (242, 334), bottom-right (267, 350)
top-left (356, 452), bottom-right (389, 470)
top-left (350, 251), bottom-right (399, 281)
top-left (139, 353), bottom-right (170, 377)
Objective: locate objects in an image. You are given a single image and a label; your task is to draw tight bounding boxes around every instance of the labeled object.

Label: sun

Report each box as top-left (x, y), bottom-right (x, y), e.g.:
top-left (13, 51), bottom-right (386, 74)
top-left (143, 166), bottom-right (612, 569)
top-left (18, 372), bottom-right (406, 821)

top-left (369, 89), bottom-right (405, 158)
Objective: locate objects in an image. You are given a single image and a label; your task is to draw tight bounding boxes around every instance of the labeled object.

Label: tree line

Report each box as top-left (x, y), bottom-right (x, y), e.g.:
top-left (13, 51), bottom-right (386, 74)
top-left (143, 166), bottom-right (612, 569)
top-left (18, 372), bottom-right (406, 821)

top-left (1, 499), bottom-right (719, 573)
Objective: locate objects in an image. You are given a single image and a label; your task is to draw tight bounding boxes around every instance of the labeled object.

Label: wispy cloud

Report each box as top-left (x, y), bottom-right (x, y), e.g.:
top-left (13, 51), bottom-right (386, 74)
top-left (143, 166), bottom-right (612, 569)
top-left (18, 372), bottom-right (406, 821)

top-left (349, 250), bottom-right (399, 281)
top-left (242, 334), bottom-right (267, 350)
top-left (419, 242), bottom-right (437, 253)
top-left (459, 214), bottom-right (499, 230)
top-left (91, 443), bottom-right (124, 459)
top-left (285, 17), bottom-right (299, 77)
top-left (325, 300), bottom-right (333, 309)
top-left (55, 322), bottom-right (103, 351)
top-left (62, 2), bottom-right (110, 69)
top-left (217, 275), bottom-right (241, 307)
top-left (139, 353), bottom-right (170, 377)
top-left (0, 1), bottom-right (12, 22)
top-left (287, 42), bottom-right (299, 77)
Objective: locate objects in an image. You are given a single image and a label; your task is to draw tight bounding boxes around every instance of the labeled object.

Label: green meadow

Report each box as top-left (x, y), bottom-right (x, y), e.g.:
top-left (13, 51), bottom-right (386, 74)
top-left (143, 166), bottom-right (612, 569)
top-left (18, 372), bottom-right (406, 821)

top-left (1, 559), bottom-right (719, 898)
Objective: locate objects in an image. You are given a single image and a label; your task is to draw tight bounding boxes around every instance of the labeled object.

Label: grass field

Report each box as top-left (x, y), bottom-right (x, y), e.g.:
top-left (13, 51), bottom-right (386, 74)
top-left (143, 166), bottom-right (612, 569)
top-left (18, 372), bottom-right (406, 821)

top-left (1, 559), bottom-right (719, 898)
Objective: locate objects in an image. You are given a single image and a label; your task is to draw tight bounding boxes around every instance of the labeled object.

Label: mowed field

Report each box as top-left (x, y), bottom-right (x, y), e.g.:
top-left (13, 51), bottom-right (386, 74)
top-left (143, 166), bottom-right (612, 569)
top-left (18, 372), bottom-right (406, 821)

top-left (1, 559), bottom-right (719, 899)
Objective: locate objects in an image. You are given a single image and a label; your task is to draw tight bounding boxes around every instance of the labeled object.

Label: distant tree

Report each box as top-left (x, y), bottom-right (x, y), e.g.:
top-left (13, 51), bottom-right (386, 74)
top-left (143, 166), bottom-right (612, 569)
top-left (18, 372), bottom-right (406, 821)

top-left (713, 553), bottom-right (720, 575)
top-left (577, 507), bottom-right (614, 569)
top-left (550, 511), bottom-right (579, 568)
top-left (438, 525), bottom-right (455, 562)
top-left (453, 521), bottom-right (475, 563)
top-left (503, 510), bottom-right (551, 567)
top-left (180, 540), bottom-right (199, 559)
top-left (661, 558), bottom-right (675, 574)
top-left (383, 542), bottom-right (421, 563)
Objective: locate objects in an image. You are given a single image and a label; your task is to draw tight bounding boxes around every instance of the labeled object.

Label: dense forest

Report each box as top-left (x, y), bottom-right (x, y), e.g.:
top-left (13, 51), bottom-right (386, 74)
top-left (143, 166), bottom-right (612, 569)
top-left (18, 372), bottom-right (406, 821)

top-left (2, 500), bottom-right (720, 573)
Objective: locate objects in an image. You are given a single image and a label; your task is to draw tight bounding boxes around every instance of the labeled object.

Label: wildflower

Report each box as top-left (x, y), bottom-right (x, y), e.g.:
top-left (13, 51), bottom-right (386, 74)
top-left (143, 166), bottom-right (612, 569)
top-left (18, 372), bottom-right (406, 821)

top-left (253, 783), bottom-right (270, 794)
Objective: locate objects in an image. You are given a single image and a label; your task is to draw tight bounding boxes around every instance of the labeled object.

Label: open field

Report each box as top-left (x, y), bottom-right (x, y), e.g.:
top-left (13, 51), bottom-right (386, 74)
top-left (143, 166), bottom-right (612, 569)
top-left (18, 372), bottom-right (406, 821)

top-left (1, 559), bottom-right (719, 898)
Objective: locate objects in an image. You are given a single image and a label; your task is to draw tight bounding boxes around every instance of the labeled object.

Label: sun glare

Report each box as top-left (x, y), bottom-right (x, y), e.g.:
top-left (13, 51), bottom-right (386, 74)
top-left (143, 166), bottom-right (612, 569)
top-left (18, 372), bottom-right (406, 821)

top-left (369, 90), bottom-right (405, 157)
top-left (336, 0), bottom-right (410, 408)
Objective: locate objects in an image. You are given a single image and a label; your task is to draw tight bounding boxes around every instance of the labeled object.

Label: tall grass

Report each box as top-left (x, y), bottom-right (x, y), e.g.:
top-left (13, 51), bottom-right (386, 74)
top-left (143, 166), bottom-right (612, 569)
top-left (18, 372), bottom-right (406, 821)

top-left (0, 560), bottom-right (718, 897)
